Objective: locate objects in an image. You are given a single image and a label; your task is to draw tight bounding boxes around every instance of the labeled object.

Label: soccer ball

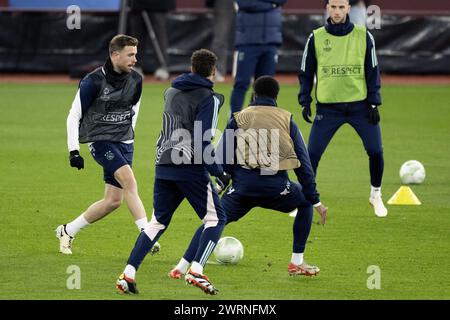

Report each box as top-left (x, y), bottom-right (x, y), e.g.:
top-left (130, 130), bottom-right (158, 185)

top-left (214, 236), bottom-right (244, 265)
top-left (399, 160), bottom-right (426, 184)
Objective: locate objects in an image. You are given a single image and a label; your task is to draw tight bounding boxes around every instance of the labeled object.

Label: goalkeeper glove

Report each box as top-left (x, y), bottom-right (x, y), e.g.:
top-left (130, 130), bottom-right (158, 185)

top-left (215, 172), bottom-right (231, 193)
top-left (69, 150), bottom-right (84, 170)
top-left (368, 105), bottom-right (380, 124)
top-left (301, 105), bottom-right (313, 123)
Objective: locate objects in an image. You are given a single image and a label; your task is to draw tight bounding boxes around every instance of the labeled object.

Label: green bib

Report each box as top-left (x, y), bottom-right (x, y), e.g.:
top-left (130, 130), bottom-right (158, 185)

top-left (314, 25), bottom-right (367, 103)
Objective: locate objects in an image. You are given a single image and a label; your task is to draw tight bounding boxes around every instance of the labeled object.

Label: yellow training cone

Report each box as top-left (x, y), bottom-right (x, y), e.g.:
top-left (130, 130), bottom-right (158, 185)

top-left (387, 186), bottom-right (421, 205)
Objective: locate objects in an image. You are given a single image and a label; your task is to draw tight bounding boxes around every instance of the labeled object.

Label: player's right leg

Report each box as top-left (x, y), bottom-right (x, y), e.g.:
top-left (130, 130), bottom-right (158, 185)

top-left (177, 180), bottom-right (228, 294)
top-left (307, 105), bottom-right (345, 175)
top-left (116, 179), bottom-right (183, 294)
top-left (56, 183), bottom-right (123, 254)
top-left (230, 46), bottom-right (260, 114)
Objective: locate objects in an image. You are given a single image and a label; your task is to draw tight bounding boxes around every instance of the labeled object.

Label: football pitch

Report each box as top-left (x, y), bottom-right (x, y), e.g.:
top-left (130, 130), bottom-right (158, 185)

top-left (0, 82), bottom-right (449, 300)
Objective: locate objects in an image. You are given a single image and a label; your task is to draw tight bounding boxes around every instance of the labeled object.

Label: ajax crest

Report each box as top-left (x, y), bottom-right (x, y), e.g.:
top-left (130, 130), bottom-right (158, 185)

top-left (105, 151), bottom-right (115, 161)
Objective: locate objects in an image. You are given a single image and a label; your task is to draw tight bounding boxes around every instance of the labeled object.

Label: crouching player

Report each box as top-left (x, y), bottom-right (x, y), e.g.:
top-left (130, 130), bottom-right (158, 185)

top-left (169, 76), bottom-right (328, 280)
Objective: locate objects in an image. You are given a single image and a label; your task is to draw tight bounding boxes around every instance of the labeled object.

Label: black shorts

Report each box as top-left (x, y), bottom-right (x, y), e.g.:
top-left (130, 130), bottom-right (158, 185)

top-left (152, 178), bottom-right (226, 227)
top-left (221, 182), bottom-right (310, 223)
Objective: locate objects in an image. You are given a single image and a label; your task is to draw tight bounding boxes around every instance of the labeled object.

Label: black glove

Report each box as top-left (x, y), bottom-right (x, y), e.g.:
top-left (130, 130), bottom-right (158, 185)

top-left (69, 150), bottom-right (84, 170)
top-left (302, 105), bottom-right (313, 123)
top-left (215, 172), bottom-right (231, 193)
top-left (368, 105), bottom-right (380, 124)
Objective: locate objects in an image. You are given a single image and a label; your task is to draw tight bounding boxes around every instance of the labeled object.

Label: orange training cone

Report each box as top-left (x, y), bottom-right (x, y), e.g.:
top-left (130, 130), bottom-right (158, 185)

top-left (387, 186), bottom-right (421, 205)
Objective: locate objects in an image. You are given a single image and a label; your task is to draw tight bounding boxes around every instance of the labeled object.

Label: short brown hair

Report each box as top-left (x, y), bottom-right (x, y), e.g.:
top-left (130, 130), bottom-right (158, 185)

top-left (191, 49), bottom-right (217, 78)
top-left (109, 34), bottom-right (138, 55)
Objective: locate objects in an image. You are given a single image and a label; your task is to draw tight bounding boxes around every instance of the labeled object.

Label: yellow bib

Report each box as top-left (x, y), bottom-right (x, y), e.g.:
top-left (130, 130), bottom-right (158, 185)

top-left (314, 25), bottom-right (367, 103)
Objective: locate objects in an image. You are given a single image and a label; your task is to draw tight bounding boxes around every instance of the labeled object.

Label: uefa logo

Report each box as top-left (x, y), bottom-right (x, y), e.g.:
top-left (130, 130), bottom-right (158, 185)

top-left (322, 66), bottom-right (331, 76)
top-left (323, 39), bottom-right (332, 52)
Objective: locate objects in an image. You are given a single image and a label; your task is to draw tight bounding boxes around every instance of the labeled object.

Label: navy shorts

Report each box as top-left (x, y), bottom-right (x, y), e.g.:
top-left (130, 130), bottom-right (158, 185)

top-left (153, 178), bottom-right (226, 227)
top-left (89, 142), bottom-right (133, 188)
top-left (221, 181), bottom-right (310, 223)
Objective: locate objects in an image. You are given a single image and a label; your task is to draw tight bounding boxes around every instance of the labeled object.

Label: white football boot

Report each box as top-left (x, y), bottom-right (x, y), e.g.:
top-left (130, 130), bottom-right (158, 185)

top-left (55, 224), bottom-right (74, 254)
top-left (369, 196), bottom-right (388, 217)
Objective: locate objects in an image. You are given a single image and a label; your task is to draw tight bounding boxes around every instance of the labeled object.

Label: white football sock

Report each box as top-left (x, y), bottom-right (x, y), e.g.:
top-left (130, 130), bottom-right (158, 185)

top-left (65, 214), bottom-right (90, 237)
top-left (371, 186), bottom-right (381, 198)
top-left (291, 253), bottom-right (304, 266)
top-left (175, 258), bottom-right (191, 274)
top-left (190, 261), bottom-right (204, 275)
top-left (135, 217), bottom-right (148, 231)
top-left (124, 264), bottom-right (136, 280)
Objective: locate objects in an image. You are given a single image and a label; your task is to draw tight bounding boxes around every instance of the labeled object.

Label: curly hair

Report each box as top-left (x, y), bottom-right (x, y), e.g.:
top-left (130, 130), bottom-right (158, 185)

top-left (253, 76), bottom-right (280, 100)
top-left (191, 49), bottom-right (218, 78)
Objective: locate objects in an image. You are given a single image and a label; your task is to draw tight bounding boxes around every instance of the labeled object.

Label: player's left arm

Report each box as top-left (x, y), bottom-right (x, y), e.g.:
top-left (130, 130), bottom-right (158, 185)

top-left (130, 78), bottom-right (143, 131)
top-left (290, 119), bottom-right (328, 224)
top-left (215, 116), bottom-right (238, 176)
top-left (290, 119), bottom-right (321, 206)
top-left (365, 31), bottom-right (382, 107)
top-left (195, 95), bottom-right (224, 178)
top-left (67, 77), bottom-right (98, 152)
top-left (298, 33), bottom-right (317, 123)
top-left (66, 76), bottom-right (99, 170)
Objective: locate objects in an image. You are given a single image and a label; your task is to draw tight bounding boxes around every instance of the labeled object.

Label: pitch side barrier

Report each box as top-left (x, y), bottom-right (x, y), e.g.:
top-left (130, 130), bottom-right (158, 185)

top-left (0, 6), bottom-right (449, 74)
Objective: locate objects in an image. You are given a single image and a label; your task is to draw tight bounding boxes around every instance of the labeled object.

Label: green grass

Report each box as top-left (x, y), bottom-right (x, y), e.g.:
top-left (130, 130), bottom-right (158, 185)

top-left (0, 82), bottom-right (449, 300)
